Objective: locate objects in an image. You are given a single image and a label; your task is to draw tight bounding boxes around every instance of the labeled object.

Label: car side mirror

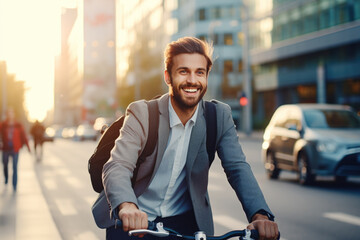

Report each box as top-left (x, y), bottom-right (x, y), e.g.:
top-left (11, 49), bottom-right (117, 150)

top-left (287, 124), bottom-right (298, 131)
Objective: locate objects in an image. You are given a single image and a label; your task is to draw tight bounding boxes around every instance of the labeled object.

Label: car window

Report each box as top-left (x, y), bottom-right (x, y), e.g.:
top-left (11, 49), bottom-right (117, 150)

top-left (304, 109), bottom-right (360, 128)
top-left (273, 108), bottom-right (301, 130)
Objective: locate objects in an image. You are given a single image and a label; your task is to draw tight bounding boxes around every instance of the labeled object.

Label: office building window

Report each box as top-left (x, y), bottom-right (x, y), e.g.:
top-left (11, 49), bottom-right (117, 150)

top-left (224, 60), bottom-right (233, 72)
top-left (211, 7), bottom-right (221, 19)
top-left (224, 33), bottom-right (233, 45)
top-left (302, 1), bottom-right (319, 34)
top-left (238, 60), bottom-right (243, 73)
top-left (198, 8), bottom-right (206, 21)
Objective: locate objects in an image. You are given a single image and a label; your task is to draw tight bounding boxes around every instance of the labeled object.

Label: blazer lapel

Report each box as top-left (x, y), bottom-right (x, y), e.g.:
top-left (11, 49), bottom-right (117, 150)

top-left (186, 101), bottom-right (206, 173)
top-left (153, 94), bottom-right (170, 174)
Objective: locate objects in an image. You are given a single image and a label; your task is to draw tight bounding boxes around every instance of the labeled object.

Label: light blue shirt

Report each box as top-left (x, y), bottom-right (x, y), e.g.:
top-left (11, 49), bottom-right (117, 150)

top-left (137, 99), bottom-right (199, 220)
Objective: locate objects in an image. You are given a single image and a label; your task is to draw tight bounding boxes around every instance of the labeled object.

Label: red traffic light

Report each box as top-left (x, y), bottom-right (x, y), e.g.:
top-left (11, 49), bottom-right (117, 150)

top-left (239, 96), bottom-right (248, 106)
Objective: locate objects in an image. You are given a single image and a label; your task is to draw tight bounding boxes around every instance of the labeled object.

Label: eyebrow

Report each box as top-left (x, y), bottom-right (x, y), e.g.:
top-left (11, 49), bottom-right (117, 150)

top-left (176, 66), bottom-right (207, 72)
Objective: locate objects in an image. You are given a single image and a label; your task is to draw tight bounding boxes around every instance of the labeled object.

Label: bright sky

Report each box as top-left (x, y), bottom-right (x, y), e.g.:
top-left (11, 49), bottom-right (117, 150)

top-left (0, 0), bottom-right (61, 121)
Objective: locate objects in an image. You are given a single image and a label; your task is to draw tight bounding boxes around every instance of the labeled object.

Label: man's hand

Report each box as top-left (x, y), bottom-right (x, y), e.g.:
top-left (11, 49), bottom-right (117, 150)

top-left (118, 202), bottom-right (148, 236)
top-left (247, 213), bottom-right (279, 240)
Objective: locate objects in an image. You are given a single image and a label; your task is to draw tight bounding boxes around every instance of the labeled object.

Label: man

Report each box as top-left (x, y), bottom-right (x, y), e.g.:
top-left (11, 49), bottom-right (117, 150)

top-left (0, 107), bottom-right (31, 191)
top-left (30, 120), bottom-right (45, 161)
top-left (95, 37), bottom-right (279, 239)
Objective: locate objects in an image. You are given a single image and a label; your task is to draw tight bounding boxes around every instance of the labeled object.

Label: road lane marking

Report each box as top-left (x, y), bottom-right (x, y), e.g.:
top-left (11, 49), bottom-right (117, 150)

top-left (56, 168), bottom-right (71, 176)
top-left (46, 155), bottom-right (64, 167)
top-left (324, 212), bottom-right (360, 226)
top-left (74, 231), bottom-right (100, 240)
top-left (65, 176), bottom-right (83, 189)
top-left (43, 178), bottom-right (57, 190)
top-left (55, 199), bottom-right (78, 216)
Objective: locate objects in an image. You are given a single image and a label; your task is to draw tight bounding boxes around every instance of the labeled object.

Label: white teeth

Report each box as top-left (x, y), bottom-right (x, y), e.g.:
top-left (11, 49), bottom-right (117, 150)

top-left (184, 88), bottom-right (197, 93)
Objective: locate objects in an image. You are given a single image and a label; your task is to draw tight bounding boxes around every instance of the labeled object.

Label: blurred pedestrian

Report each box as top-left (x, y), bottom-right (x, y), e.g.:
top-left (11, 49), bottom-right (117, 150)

top-left (30, 120), bottom-right (45, 161)
top-left (0, 107), bottom-right (31, 191)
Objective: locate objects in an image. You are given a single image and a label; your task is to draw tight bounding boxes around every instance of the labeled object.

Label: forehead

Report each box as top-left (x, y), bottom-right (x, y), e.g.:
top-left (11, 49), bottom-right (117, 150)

top-left (172, 53), bottom-right (207, 70)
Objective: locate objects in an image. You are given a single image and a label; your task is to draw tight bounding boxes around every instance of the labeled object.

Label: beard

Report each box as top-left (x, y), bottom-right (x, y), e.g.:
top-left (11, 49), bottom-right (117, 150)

top-left (170, 77), bottom-right (207, 110)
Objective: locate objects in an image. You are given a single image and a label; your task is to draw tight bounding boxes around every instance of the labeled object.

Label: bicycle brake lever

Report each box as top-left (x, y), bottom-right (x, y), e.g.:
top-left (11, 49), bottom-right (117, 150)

top-left (128, 222), bottom-right (169, 237)
top-left (240, 229), bottom-right (258, 240)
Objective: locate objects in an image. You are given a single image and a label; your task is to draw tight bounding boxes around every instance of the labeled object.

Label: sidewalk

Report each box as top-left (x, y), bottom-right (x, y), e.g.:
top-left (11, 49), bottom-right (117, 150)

top-left (0, 150), bottom-right (62, 240)
top-left (237, 130), bottom-right (264, 141)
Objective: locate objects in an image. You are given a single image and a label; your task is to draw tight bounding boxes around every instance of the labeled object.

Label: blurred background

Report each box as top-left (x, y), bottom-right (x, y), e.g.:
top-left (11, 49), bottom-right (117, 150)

top-left (1, 0), bottom-right (360, 134)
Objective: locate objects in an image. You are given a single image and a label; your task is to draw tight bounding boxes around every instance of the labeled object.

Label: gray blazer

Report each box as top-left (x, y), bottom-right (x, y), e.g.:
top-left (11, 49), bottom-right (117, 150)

top-left (92, 94), bottom-right (273, 234)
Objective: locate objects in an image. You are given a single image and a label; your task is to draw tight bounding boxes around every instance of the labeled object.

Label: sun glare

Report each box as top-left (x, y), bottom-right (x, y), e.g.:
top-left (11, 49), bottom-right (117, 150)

top-left (0, 0), bottom-right (61, 122)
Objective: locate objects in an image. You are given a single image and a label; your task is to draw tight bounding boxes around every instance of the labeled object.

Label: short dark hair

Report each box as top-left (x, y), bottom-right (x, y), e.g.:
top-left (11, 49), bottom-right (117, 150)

top-left (164, 37), bottom-right (213, 76)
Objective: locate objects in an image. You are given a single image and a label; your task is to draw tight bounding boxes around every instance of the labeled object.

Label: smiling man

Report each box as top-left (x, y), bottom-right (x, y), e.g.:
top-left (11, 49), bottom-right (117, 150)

top-left (93, 37), bottom-right (279, 240)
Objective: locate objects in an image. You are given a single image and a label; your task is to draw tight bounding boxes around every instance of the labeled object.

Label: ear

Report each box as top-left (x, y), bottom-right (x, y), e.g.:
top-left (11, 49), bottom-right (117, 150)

top-left (164, 70), bottom-right (171, 85)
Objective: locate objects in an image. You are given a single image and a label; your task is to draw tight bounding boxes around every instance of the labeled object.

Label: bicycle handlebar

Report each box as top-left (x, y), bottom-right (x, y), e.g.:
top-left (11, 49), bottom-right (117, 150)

top-left (114, 219), bottom-right (278, 240)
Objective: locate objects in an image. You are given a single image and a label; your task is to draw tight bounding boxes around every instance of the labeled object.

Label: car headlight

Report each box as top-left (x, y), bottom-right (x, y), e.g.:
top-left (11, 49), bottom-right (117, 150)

top-left (316, 141), bottom-right (338, 153)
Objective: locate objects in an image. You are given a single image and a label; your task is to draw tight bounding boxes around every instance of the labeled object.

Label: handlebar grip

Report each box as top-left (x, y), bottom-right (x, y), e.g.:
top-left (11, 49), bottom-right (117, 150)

top-left (250, 230), bottom-right (259, 239)
top-left (114, 219), bottom-right (157, 230)
top-left (242, 229), bottom-right (280, 240)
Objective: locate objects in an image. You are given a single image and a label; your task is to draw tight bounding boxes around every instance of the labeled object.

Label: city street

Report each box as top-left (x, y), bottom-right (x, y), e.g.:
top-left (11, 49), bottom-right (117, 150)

top-left (1, 133), bottom-right (360, 240)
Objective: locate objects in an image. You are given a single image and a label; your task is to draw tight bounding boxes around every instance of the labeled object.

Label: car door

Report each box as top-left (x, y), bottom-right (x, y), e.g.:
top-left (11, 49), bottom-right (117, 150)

top-left (281, 109), bottom-right (302, 166)
top-left (273, 108), bottom-right (301, 167)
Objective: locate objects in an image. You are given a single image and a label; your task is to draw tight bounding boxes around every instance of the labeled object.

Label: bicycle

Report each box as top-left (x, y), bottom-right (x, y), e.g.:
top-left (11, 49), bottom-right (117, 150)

top-left (115, 219), bottom-right (280, 240)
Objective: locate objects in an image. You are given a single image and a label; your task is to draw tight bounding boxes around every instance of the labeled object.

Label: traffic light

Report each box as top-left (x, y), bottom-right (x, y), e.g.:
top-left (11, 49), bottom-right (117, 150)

top-left (239, 93), bottom-right (248, 106)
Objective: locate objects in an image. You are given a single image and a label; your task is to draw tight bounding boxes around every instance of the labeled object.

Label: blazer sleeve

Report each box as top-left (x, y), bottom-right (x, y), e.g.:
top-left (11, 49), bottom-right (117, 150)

top-left (102, 100), bottom-right (149, 216)
top-left (215, 101), bottom-right (274, 222)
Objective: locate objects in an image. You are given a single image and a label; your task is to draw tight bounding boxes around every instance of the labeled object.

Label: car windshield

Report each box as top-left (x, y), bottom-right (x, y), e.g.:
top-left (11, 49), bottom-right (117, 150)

top-left (304, 109), bottom-right (360, 129)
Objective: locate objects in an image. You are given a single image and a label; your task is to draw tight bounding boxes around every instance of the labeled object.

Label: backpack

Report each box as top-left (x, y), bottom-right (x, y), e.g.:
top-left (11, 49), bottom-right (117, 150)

top-left (88, 99), bottom-right (217, 193)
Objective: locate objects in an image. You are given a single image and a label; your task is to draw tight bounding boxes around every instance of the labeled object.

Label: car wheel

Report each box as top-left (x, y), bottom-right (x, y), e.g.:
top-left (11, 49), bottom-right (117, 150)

top-left (298, 152), bottom-right (314, 185)
top-left (265, 152), bottom-right (280, 179)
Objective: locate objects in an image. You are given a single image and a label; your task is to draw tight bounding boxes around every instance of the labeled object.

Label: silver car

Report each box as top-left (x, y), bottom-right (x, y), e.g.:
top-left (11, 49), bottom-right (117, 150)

top-left (262, 104), bottom-right (360, 185)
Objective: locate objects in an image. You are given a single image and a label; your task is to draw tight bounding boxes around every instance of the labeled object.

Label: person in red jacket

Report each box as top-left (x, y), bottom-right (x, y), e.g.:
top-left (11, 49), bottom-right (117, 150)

top-left (0, 107), bottom-right (31, 191)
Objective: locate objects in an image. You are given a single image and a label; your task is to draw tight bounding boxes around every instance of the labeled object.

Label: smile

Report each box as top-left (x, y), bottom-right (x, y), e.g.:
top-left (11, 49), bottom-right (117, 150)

top-left (183, 88), bottom-right (199, 93)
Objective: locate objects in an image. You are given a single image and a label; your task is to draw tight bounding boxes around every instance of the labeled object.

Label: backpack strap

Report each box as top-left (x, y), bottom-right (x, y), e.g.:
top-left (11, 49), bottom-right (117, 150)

top-left (132, 100), bottom-right (159, 185)
top-left (205, 101), bottom-right (217, 166)
top-left (141, 100), bottom-right (159, 158)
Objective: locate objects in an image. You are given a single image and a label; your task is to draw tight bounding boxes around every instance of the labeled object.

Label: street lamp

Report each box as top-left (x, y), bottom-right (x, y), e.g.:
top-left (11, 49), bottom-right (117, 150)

top-left (240, 1), bottom-right (252, 136)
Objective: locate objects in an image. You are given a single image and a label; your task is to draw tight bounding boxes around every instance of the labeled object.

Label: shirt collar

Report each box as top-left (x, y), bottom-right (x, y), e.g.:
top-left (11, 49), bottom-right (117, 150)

top-left (169, 98), bottom-right (199, 128)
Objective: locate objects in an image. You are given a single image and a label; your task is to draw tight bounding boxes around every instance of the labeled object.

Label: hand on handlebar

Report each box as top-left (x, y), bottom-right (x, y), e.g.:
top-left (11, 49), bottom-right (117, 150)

top-left (247, 214), bottom-right (279, 240)
top-left (118, 202), bottom-right (148, 237)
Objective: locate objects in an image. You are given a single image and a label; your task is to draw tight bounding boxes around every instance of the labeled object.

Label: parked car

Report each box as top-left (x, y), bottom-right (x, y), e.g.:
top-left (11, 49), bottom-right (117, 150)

top-left (75, 124), bottom-right (97, 141)
top-left (44, 127), bottom-right (55, 142)
top-left (93, 117), bottom-right (114, 134)
top-left (43, 125), bottom-right (64, 142)
top-left (61, 127), bottom-right (77, 139)
top-left (262, 104), bottom-right (360, 185)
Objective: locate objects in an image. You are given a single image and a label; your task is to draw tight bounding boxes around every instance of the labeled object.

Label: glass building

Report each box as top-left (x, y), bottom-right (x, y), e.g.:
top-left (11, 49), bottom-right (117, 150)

top-left (246, 0), bottom-right (360, 125)
top-left (171, 0), bottom-right (247, 127)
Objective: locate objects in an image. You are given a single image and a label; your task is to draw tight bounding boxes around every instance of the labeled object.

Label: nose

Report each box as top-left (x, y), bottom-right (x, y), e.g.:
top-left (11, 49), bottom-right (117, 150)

top-left (186, 72), bottom-right (196, 84)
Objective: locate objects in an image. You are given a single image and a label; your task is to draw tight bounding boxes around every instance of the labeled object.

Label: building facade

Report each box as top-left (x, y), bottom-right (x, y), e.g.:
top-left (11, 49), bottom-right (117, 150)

top-left (171, 0), bottom-right (248, 128)
top-left (246, 0), bottom-right (360, 125)
top-left (54, 0), bottom-right (117, 126)
top-left (115, 0), bottom-right (171, 108)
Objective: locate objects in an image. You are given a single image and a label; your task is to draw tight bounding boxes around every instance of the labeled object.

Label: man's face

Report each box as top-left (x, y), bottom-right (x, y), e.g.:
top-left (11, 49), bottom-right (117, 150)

top-left (7, 109), bottom-right (15, 121)
top-left (165, 53), bottom-right (208, 110)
